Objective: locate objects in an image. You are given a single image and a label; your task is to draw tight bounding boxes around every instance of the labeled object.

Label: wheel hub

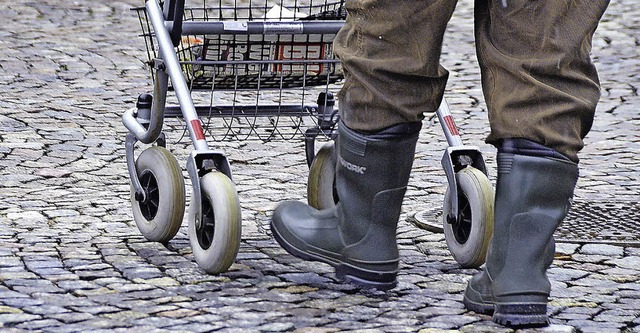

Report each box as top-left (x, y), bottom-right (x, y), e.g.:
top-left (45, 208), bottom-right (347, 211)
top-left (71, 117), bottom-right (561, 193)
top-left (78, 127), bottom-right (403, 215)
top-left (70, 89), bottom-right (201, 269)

top-left (452, 192), bottom-right (472, 244)
top-left (196, 195), bottom-right (216, 250)
top-left (138, 170), bottom-right (160, 221)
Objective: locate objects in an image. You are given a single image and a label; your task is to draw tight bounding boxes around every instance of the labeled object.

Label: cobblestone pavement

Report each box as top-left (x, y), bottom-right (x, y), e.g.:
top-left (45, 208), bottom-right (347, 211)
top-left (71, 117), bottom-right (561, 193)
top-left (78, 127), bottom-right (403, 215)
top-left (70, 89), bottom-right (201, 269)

top-left (1, 0), bottom-right (639, 332)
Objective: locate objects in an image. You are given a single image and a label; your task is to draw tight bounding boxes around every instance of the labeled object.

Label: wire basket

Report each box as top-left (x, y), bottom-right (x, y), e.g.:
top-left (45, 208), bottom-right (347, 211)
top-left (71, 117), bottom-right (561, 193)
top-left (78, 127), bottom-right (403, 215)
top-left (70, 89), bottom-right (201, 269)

top-left (134, 0), bottom-right (345, 141)
top-left (135, 0), bottom-right (346, 90)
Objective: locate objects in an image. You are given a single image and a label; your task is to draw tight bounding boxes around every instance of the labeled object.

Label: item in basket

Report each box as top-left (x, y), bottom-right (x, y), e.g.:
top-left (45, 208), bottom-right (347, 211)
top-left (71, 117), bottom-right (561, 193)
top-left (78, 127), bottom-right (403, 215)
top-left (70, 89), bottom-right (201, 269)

top-left (212, 38), bottom-right (273, 77)
top-left (273, 34), bottom-right (333, 75)
top-left (264, 5), bottom-right (308, 20)
top-left (179, 36), bottom-right (205, 80)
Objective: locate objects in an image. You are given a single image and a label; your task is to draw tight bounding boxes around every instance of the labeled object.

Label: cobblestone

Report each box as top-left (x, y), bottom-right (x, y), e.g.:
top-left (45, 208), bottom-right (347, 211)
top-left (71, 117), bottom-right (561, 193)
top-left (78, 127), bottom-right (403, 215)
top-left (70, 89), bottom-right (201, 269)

top-left (0, 0), bottom-right (639, 332)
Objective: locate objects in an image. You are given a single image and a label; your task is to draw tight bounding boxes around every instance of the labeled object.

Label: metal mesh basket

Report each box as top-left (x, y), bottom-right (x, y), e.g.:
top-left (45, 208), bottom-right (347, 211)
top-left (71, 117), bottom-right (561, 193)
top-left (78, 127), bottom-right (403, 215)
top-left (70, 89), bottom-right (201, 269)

top-left (134, 0), bottom-right (345, 141)
top-left (135, 0), bottom-right (345, 90)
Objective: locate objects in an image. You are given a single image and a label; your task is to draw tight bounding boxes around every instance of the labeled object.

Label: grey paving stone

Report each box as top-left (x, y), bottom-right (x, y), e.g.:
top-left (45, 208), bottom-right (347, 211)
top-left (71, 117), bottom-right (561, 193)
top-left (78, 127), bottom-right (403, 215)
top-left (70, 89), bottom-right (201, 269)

top-left (580, 244), bottom-right (625, 257)
top-left (15, 318), bottom-right (64, 330)
top-left (0, 313), bottom-right (42, 324)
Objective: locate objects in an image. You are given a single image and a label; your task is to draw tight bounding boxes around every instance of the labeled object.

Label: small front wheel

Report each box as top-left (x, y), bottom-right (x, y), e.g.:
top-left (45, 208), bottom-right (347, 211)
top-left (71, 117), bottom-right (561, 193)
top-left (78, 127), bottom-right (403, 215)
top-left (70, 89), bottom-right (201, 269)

top-left (131, 146), bottom-right (185, 243)
top-left (443, 166), bottom-right (494, 268)
top-left (307, 143), bottom-right (338, 210)
top-left (188, 172), bottom-right (241, 274)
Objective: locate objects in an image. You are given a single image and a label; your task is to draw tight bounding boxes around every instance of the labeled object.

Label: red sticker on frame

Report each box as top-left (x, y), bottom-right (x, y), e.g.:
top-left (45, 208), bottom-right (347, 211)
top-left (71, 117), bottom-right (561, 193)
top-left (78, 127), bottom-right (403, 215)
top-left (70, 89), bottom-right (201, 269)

top-left (443, 115), bottom-right (460, 137)
top-left (190, 119), bottom-right (206, 141)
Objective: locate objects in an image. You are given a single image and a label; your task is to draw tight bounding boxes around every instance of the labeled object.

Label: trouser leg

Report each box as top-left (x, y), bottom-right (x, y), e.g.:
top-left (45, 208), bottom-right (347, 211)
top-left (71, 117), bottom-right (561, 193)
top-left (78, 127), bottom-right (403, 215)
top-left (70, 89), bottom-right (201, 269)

top-left (333, 0), bottom-right (457, 131)
top-left (475, 0), bottom-right (610, 162)
top-left (467, 2), bottom-right (608, 326)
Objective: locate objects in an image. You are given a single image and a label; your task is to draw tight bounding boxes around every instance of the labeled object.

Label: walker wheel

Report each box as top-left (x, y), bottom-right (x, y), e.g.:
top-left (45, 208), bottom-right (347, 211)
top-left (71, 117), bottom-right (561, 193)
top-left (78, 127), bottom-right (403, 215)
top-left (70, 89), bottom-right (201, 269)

top-left (131, 146), bottom-right (185, 243)
top-left (443, 166), bottom-right (494, 268)
top-left (188, 171), bottom-right (241, 274)
top-left (307, 143), bottom-right (338, 210)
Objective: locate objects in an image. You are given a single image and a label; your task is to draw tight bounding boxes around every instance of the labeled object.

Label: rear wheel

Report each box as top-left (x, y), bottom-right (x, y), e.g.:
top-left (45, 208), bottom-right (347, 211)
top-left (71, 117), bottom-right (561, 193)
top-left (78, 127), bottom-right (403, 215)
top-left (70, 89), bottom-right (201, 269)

top-left (307, 143), bottom-right (338, 210)
top-left (443, 167), bottom-right (494, 268)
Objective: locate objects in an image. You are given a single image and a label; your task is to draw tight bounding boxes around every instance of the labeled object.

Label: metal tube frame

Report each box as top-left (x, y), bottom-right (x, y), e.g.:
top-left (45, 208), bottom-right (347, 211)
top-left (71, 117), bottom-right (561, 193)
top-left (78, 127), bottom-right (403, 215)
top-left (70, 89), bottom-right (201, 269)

top-left (147, 0), bottom-right (210, 152)
top-left (436, 99), bottom-right (489, 225)
top-left (124, 0), bottom-right (236, 227)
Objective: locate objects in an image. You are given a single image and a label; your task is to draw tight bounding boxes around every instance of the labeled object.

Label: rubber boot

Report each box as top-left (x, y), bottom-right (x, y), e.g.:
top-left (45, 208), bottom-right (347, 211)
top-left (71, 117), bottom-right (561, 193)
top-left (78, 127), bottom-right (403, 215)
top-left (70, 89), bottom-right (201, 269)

top-left (270, 121), bottom-right (420, 290)
top-left (463, 140), bottom-right (578, 328)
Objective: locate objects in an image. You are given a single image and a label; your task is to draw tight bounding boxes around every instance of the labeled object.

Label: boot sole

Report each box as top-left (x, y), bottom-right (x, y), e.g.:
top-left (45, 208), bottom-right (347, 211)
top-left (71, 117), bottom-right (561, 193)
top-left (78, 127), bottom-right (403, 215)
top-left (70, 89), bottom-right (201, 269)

top-left (271, 222), bottom-right (397, 290)
top-left (462, 294), bottom-right (495, 315)
top-left (493, 303), bottom-right (549, 328)
top-left (462, 278), bottom-right (495, 315)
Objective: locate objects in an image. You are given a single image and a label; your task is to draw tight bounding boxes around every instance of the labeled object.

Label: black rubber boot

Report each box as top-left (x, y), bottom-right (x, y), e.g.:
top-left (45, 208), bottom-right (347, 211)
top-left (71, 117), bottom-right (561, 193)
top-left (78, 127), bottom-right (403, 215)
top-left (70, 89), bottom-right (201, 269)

top-left (270, 121), bottom-right (420, 290)
top-left (463, 140), bottom-right (578, 328)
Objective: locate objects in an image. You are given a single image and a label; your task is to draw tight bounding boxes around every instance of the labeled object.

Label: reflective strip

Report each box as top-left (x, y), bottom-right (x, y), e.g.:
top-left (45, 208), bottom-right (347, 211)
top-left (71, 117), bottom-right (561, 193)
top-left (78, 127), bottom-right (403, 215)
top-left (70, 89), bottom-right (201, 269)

top-left (190, 119), bottom-right (206, 141)
top-left (443, 115), bottom-right (460, 137)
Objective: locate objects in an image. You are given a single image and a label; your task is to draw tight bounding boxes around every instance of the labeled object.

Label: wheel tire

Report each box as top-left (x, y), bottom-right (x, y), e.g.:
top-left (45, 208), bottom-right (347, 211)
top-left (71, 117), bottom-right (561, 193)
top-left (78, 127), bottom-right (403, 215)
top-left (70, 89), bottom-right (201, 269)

top-left (131, 146), bottom-right (185, 243)
top-left (307, 143), bottom-right (338, 210)
top-left (188, 172), bottom-right (242, 274)
top-left (443, 166), bottom-right (494, 268)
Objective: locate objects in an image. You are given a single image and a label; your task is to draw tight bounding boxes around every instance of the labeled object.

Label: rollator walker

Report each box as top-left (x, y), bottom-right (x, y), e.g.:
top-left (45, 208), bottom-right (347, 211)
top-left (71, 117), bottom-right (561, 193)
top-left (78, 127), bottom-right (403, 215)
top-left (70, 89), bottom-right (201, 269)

top-left (123, 0), bottom-right (494, 274)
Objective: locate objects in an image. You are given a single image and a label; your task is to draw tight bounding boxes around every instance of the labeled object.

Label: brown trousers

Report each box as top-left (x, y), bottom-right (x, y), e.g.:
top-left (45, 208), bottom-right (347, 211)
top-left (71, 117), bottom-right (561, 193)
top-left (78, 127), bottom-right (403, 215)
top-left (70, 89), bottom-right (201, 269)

top-left (333, 0), bottom-right (610, 162)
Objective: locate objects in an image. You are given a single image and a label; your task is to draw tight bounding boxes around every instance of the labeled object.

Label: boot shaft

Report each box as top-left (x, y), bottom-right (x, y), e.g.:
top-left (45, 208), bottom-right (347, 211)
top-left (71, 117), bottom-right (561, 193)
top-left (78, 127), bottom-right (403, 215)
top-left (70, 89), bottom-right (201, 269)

top-left (489, 152), bottom-right (578, 300)
top-left (336, 122), bottom-right (420, 247)
top-left (495, 153), bottom-right (578, 217)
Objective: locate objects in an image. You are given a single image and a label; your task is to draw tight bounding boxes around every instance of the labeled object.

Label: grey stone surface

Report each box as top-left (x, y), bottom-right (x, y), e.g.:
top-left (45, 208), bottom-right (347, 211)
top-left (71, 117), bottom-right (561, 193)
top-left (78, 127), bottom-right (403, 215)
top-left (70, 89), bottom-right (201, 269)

top-left (0, 0), bottom-right (639, 332)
